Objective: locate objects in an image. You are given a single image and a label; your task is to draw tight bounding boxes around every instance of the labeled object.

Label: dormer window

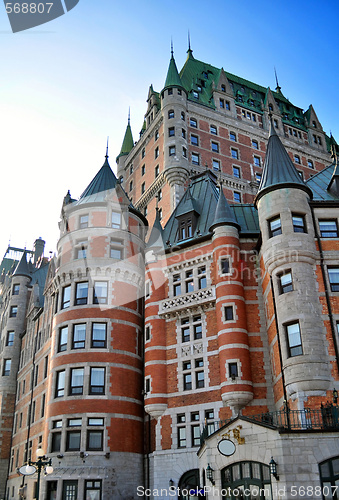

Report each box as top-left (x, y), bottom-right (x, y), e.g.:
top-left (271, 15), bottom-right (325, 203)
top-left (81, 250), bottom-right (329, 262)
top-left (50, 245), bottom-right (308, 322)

top-left (179, 218), bottom-right (193, 240)
top-left (192, 91), bottom-right (199, 99)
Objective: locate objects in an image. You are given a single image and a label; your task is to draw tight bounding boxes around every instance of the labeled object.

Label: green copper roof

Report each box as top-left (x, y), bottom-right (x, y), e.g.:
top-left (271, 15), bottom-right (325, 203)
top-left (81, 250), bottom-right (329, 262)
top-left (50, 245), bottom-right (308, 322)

top-left (163, 54), bottom-right (183, 90)
top-left (306, 163), bottom-right (339, 201)
top-left (255, 121), bottom-right (312, 205)
top-left (117, 121), bottom-right (134, 159)
top-left (163, 171), bottom-right (259, 246)
top-left (175, 188), bottom-right (200, 217)
top-left (13, 250), bottom-right (32, 279)
top-left (210, 185), bottom-right (239, 231)
top-left (78, 156), bottom-right (118, 204)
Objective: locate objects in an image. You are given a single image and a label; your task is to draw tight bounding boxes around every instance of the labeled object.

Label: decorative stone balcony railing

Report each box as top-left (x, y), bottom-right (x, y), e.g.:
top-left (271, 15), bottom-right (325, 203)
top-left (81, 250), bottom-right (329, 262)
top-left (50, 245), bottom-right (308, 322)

top-left (158, 286), bottom-right (216, 317)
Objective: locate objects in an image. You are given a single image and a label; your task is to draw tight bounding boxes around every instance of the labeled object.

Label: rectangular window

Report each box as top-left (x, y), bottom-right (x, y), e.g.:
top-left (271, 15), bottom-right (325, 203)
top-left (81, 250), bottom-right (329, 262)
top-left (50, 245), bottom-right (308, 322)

top-left (193, 316), bottom-right (202, 340)
top-left (155, 147), bottom-right (159, 159)
top-left (198, 266), bottom-right (207, 289)
top-left (224, 306), bottom-right (234, 321)
top-left (44, 356), bottom-right (48, 379)
top-left (269, 216), bottom-right (282, 237)
top-left (51, 432), bottom-right (61, 452)
top-left (195, 359), bottom-right (204, 388)
top-left (319, 220), bottom-right (338, 238)
top-left (110, 240), bottom-right (123, 259)
top-left (6, 331), bottom-right (14, 346)
top-left (58, 326), bottom-right (68, 352)
top-left (91, 323), bottom-right (107, 348)
top-left (70, 368), bottom-right (84, 395)
top-left (212, 141), bottom-right (219, 153)
top-left (220, 99), bottom-right (224, 108)
top-left (229, 362), bottom-right (238, 379)
top-left (255, 172), bottom-right (262, 183)
top-left (88, 418), bottom-right (104, 426)
top-left (75, 282), bottom-right (88, 305)
top-left (252, 139), bottom-right (259, 149)
top-left (79, 215), bottom-right (89, 229)
top-left (93, 282), bottom-right (108, 304)
top-left (233, 166), bottom-right (240, 178)
top-left (3, 359), bottom-right (11, 376)
top-left (192, 153), bottom-right (200, 165)
top-left (9, 306), bottom-right (17, 318)
top-left (41, 394), bottom-right (46, 418)
top-left (168, 127), bottom-right (175, 137)
top-left (141, 182), bottom-right (145, 194)
top-left (55, 370), bottom-right (65, 397)
top-left (87, 431), bottom-right (103, 451)
top-left (279, 271), bottom-right (293, 294)
top-left (254, 156), bottom-right (261, 167)
top-left (85, 480), bottom-right (102, 500)
top-left (230, 132), bottom-right (236, 142)
top-left (66, 431), bottom-right (81, 451)
top-left (286, 322), bottom-right (303, 357)
top-left (185, 270), bottom-right (194, 293)
top-left (76, 241), bottom-right (87, 259)
top-left (190, 118), bottom-right (197, 128)
top-left (178, 424), bottom-right (186, 448)
top-left (183, 362), bottom-right (192, 390)
top-left (234, 191), bottom-right (241, 203)
top-left (221, 258), bottom-right (230, 274)
top-left (212, 159), bottom-right (220, 171)
top-left (141, 164), bottom-right (145, 176)
top-left (191, 424), bottom-right (200, 447)
top-left (231, 148), bottom-right (238, 159)
top-left (292, 214), bottom-right (306, 233)
top-left (181, 318), bottom-right (190, 343)
top-left (210, 125), bottom-right (217, 135)
top-left (72, 324), bottom-right (86, 349)
top-left (191, 135), bottom-right (199, 146)
top-left (169, 145), bottom-right (176, 156)
top-left (62, 481), bottom-right (78, 500)
top-left (111, 212), bottom-right (121, 229)
top-left (68, 418), bottom-right (82, 427)
top-left (328, 268), bottom-right (339, 292)
top-left (90, 367), bottom-right (105, 395)
top-left (12, 284), bottom-right (19, 296)
top-left (61, 285), bottom-right (71, 309)
top-left (182, 129), bottom-right (186, 139)
top-left (155, 165), bottom-right (159, 178)
top-left (173, 274), bottom-right (181, 296)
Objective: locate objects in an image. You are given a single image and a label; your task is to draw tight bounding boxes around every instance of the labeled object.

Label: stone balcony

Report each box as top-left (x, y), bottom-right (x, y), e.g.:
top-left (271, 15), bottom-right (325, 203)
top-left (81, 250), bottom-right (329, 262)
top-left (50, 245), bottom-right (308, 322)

top-left (158, 286), bottom-right (216, 317)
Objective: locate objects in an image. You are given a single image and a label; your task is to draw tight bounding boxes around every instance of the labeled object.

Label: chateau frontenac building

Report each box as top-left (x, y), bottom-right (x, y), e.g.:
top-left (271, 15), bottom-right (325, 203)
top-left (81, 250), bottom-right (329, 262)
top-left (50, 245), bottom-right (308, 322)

top-left (1, 46), bottom-right (339, 500)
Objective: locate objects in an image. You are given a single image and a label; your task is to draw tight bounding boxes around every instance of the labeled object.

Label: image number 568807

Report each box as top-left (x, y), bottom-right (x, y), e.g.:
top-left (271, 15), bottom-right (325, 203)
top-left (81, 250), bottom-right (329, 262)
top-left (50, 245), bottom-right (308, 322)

top-left (5, 3), bottom-right (54, 14)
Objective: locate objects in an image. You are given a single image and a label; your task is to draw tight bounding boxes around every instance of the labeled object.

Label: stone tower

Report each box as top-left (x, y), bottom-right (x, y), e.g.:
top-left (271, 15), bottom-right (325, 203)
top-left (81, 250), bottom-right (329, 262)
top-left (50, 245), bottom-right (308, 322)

top-left (255, 120), bottom-right (331, 404)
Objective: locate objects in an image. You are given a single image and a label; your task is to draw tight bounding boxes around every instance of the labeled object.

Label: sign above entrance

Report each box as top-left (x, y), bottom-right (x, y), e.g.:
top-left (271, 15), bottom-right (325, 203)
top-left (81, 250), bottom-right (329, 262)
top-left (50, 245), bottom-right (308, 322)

top-left (217, 438), bottom-right (236, 456)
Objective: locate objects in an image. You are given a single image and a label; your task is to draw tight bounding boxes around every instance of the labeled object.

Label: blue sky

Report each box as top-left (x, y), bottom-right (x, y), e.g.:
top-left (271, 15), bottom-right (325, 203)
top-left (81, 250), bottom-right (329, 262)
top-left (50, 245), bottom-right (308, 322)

top-left (0, 0), bottom-right (338, 258)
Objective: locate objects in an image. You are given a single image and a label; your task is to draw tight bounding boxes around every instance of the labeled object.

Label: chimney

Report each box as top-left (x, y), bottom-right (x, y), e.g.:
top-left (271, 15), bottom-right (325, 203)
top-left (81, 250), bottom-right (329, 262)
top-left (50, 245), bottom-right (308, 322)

top-left (34, 237), bottom-right (45, 264)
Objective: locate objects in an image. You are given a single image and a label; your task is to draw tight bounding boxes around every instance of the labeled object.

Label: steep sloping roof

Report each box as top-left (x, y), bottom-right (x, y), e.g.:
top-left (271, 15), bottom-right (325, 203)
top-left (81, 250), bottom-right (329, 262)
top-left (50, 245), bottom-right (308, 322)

top-left (163, 171), bottom-right (259, 247)
top-left (210, 185), bottom-right (239, 231)
top-left (13, 250), bottom-right (32, 279)
top-left (306, 163), bottom-right (339, 201)
top-left (146, 209), bottom-right (165, 250)
top-left (117, 120), bottom-right (134, 159)
top-left (77, 156), bottom-right (118, 204)
top-left (163, 54), bottom-right (183, 90)
top-left (255, 121), bottom-right (312, 205)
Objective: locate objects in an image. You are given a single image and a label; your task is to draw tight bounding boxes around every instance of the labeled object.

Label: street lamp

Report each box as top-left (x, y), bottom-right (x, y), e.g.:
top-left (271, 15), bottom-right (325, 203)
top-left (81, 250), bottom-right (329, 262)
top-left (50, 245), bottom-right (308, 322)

top-left (18, 448), bottom-right (53, 500)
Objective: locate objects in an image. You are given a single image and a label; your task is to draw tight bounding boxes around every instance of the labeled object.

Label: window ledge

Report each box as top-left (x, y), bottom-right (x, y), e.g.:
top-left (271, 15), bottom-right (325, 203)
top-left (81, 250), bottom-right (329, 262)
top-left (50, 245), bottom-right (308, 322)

top-left (159, 286), bottom-right (216, 317)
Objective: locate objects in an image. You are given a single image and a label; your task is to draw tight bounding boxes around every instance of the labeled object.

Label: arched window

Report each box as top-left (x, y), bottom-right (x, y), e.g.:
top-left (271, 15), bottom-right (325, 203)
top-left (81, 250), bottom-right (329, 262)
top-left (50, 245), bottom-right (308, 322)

top-left (168, 110), bottom-right (175, 119)
top-left (221, 461), bottom-right (272, 499)
top-left (178, 469), bottom-right (202, 499)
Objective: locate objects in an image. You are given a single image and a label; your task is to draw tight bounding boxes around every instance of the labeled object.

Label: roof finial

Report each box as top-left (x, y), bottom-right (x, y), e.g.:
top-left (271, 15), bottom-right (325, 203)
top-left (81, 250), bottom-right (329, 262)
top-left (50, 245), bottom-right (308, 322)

top-left (105, 137), bottom-right (109, 160)
top-left (274, 67), bottom-right (281, 93)
top-left (171, 38), bottom-right (174, 58)
top-left (188, 30), bottom-right (191, 51)
top-left (128, 107), bottom-right (130, 125)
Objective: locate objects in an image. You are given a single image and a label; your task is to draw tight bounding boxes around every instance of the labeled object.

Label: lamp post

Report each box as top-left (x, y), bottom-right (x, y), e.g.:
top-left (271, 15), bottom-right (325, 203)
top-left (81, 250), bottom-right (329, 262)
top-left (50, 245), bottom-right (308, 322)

top-left (18, 448), bottom-right (53, 500)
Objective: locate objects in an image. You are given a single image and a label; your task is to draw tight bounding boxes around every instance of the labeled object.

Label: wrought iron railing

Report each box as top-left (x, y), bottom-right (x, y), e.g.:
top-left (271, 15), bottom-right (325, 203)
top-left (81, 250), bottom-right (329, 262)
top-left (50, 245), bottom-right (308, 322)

top-left (200, 405), bottom-right (339, 445)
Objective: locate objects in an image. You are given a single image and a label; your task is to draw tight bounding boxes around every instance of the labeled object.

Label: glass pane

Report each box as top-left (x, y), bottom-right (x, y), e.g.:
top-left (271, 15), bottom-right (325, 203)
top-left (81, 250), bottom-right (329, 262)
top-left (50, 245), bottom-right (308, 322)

top-left (287, 323), bottom-right (301, 347)
top-left (320, 462), bottom-right (331, 477)
top-left (322, 482), bottom-right (333, 500)
top-left (94, 282), bottom-right (107, 303)
top-left (73, 324), bottom-right (86, 348)
top-left (232, 464), bottom-right (240, 481)
top-left (252, 462), bottom-right (261, 479)
top-left (262, 465), bottom-right (271, 481)
top-left (281, 273), bottom-right (292, 286)
top-left (88, 431), bottom-right (102, 450)
top-left (76, 283), bottom-right (88, 299)
top-left (242, 462), bottom-right (250, 478)
top-left (329, 269), bottom-right (339, 284)
top-left (270, 218), bottom-right (281, 231)
top-left (333, 458), bottom-right (339, 476)
top-left (112, 212), bottom-right (121, 228)
top-left (92, 324), bottom-right (106, 346)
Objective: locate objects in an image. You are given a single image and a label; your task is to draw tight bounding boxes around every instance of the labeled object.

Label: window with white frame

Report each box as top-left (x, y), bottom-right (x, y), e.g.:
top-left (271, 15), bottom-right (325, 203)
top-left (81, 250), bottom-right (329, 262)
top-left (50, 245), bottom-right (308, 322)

top-left (286, 322), bottom-right (303, 357)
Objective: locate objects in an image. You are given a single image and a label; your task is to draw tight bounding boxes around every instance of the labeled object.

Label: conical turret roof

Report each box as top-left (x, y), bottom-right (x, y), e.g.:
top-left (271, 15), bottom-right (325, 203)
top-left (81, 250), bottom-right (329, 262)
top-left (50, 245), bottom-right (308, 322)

top-left (78, 154), bottom-right (117, 203)
top-left (13, 250), bottom-right (32, 280)
top-left (147, 209), bottom-right (165, 251)
top-left (117, 119), bottom-right (134, 159)
top-left (255, 119), bottom-right (312, 205)
top-left (210, 185), bottom-right (239, 231)
top-left (163, 51), bottom-right (183, 90)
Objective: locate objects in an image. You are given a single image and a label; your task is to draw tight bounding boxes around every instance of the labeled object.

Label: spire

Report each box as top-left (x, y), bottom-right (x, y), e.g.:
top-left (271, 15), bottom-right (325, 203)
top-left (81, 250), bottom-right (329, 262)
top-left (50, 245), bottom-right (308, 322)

top-left (146, 209), bottom-right (165, 251)
top-left (255, 116), bottom-right (312, 206)
top-left (187, 30), bottom-right (194, 59)
top-left (105, 137), bottom-right (109, 162)
top-left (13, 250), bottom-right (32, 280)
top-left (209, 184), bottom-right (239, 232)
top-left (117, 113), bottom-right (134, 160)
top-left (163, 43), bottom-right (183, 90)
top-left (274, 67), bottom-right (282, 94)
